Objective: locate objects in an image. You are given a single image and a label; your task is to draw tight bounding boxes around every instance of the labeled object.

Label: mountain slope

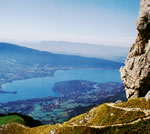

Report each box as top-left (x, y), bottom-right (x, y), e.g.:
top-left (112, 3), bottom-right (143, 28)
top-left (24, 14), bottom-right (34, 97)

top-left (0, 113), bottom-right (42, 128)
top-left (20, 41), bottom-right (129, 63)
top-left (0, 115), bottom-right (24, 126)
top-left (0, 98), bottom-right (149, 134)
top-left (0, 42), bottom-right (123, 69)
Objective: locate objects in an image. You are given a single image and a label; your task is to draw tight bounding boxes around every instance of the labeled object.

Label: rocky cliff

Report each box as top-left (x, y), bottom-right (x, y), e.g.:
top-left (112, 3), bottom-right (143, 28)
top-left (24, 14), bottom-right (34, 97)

top-left (120, 0), bottom-right (150, 99)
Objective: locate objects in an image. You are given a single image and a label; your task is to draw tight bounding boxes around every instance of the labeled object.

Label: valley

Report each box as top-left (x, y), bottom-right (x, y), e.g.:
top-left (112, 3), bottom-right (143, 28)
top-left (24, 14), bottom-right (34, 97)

top-left (0, 81), bottom-right (126, 124)
top-left (0, 43), bottom-right (126, 125)
top-left (0, 0), bottom-right (149, 133)
top-left (0, 42), bottom-right (123, 94)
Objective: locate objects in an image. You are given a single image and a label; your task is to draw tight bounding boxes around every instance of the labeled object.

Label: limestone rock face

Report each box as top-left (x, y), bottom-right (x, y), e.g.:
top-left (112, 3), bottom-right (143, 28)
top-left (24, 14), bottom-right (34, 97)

top-left (145, 91), bottom-right (150, 101)
top-left (120, 0), bottom-right (150, 99)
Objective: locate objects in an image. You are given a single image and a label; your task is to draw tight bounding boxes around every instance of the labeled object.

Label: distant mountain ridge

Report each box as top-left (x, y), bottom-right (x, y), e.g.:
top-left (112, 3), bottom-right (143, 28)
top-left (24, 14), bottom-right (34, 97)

top-left (0, 42), bottom-right (124, 69)
top-left (19, 41), bottom-right (129, 63)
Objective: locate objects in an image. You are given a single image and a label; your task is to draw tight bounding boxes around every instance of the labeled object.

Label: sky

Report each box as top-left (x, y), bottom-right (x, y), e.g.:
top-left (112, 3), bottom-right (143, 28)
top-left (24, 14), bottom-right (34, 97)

top-left (0, 0), bottom-right (140, 47)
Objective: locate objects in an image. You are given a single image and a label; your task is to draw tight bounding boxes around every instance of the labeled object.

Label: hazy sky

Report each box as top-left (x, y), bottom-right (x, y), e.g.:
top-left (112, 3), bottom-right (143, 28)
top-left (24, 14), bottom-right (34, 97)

top-left (0, 0), bottom-right (140, 47)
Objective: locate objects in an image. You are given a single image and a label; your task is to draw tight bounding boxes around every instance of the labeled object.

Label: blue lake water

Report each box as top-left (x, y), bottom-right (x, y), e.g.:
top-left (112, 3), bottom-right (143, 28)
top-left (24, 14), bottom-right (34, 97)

top-left (0, 69), bottom-right (121, 103)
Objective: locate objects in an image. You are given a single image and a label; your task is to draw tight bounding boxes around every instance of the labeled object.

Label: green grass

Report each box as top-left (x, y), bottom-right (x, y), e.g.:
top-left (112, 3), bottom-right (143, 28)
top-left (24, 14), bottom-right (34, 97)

top-left (64, 104), bottom-right (146, 126)
top-left (56, 118), bottom-right (150, 134)
top-left (0, 98), bottom-right (150, 134)
top-left (88, 104), bottom-right (145, 126)
top-left (1, 118), bottom-right (150, 134)
top-left (0, 115), bottom-right (24, 126)
top-left (115, 98), bottom-right (150, 110)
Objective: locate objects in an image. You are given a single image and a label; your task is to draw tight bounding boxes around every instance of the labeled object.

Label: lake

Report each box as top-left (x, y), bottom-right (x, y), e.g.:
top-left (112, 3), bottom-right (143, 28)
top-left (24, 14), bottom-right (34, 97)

top-left (0, 69), bottom-right (121, 103)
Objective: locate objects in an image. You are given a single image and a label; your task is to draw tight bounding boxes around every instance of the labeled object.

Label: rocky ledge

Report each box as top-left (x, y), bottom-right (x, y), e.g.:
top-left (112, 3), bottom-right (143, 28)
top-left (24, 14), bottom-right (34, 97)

top-left (120, 0), bottom-right (150, 99)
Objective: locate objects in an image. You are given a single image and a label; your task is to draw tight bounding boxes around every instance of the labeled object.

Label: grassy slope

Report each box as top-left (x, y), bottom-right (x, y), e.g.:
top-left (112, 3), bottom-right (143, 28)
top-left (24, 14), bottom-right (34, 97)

top-left (115, 98), bottom-right (150, 109)
top-left (0, 98), bottom-right (150, 134)
top-left (63, 104), bottom-right (145, 126)
top-left (1, 119), bottom-right (150, 134)
top-left (0, 115), bottom-right (24, 126)
top-left (56, 119), bottom-right (150, 134)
